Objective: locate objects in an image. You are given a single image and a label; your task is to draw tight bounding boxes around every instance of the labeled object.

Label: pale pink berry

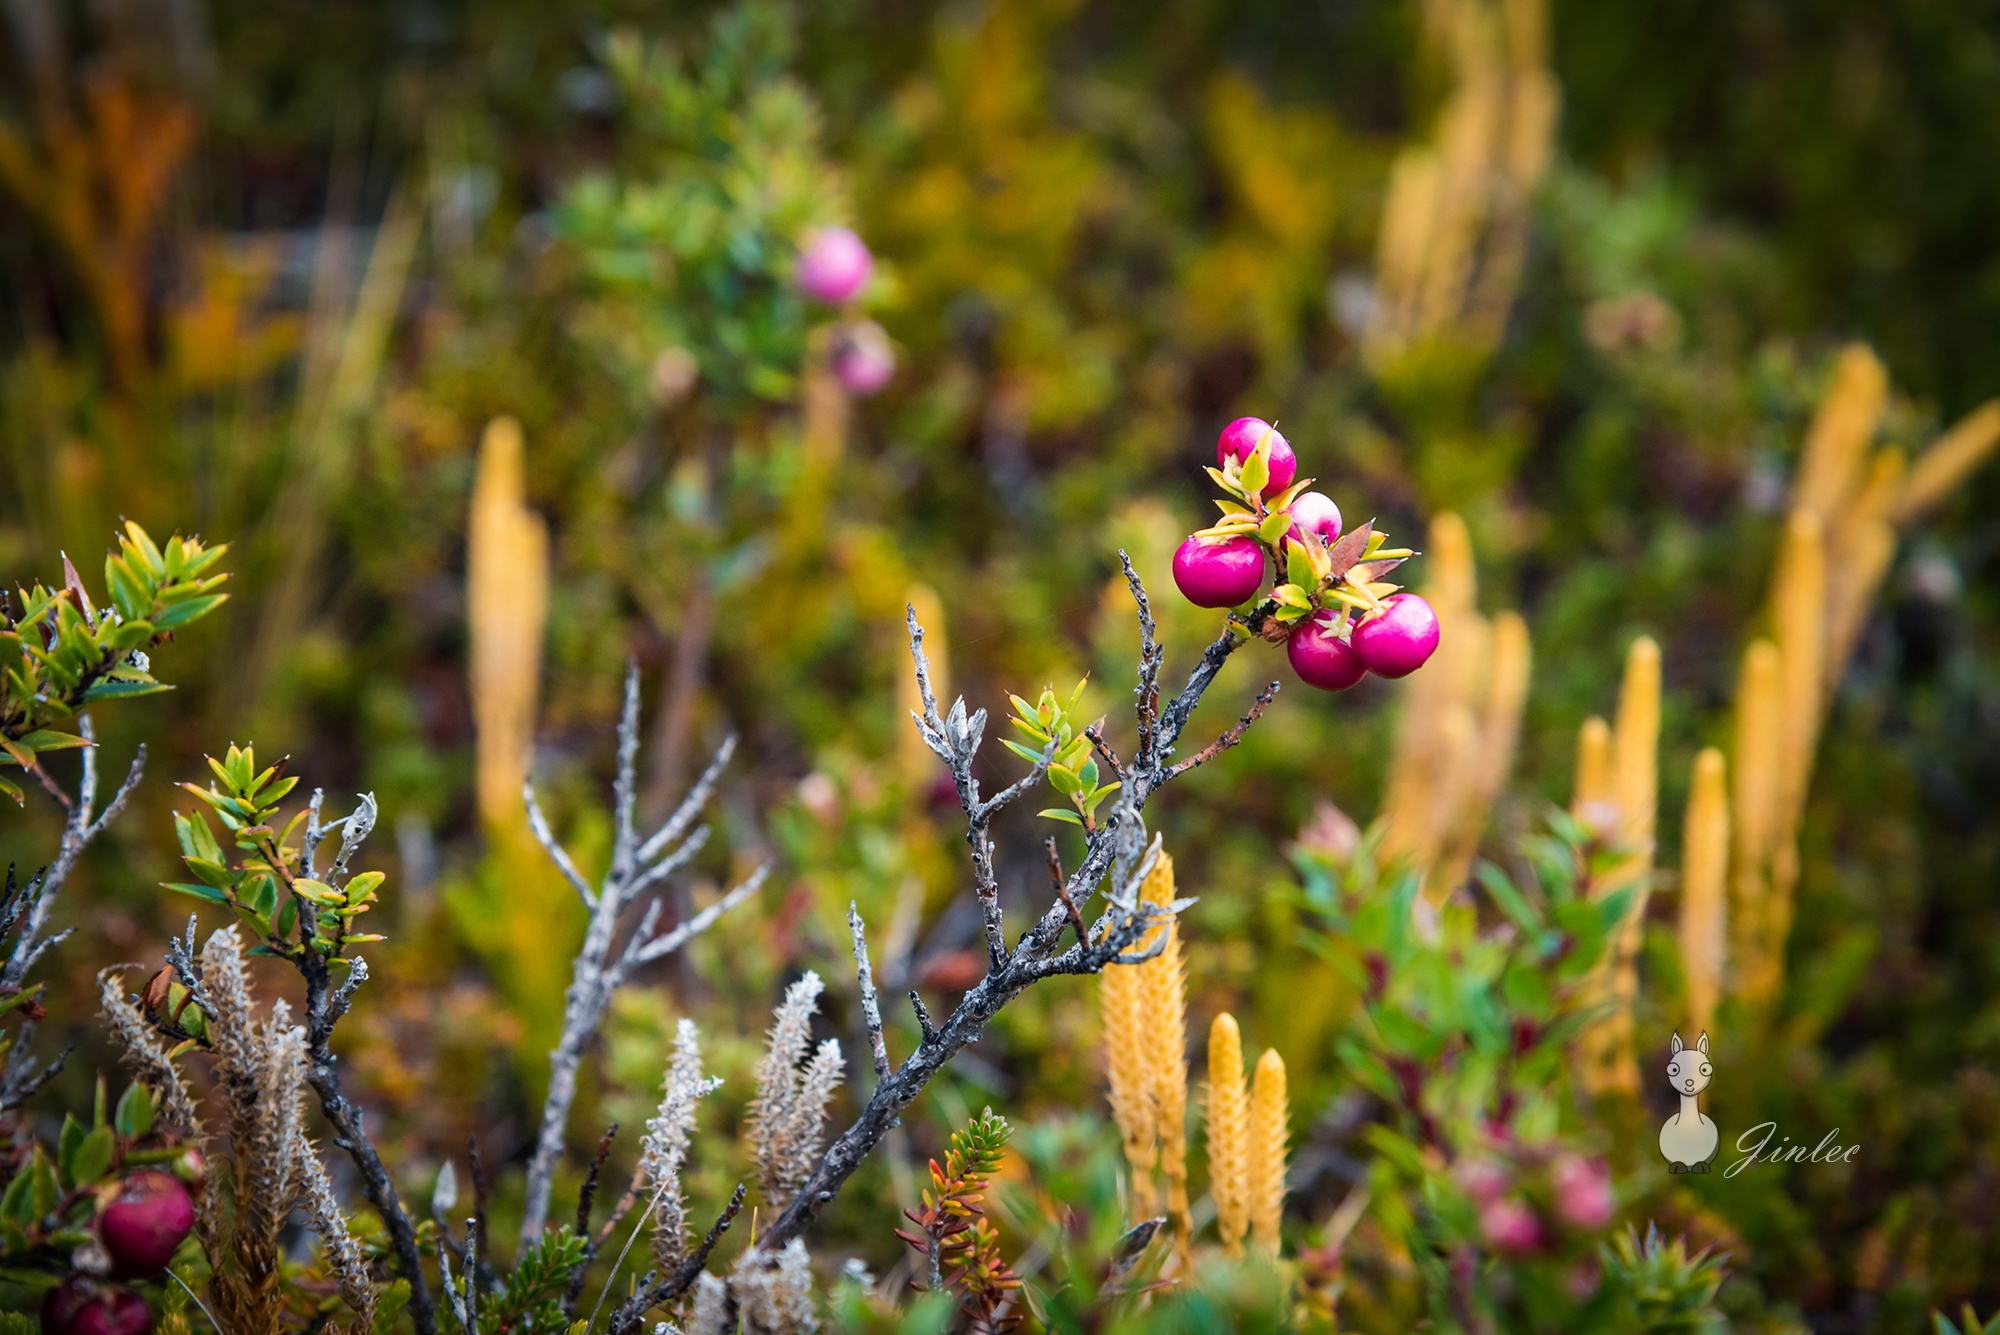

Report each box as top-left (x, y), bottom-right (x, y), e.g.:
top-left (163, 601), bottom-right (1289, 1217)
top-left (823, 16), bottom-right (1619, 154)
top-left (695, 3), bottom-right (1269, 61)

top-left (835, 320), bottom-right (895, 396)
top-left (797, 226), bottom-right (873, 304)
top-left (1350, 593), bottom-right (1439, 679)
top-left (1173, 535), bottom-right (1265, 609)
top-left (1215, 417), bottom-right (1296, 493)
top-left (1453, 1156), bottom-right (1509, 1208)
top-left (1479, 1198), bottom-right (1542, 1254)
top-left (1552, 1155), bottom-right (1614, 1231)
top-left (1286, 610), bottom-right (1365, 691)
top-left (1282, 491), bottom-right (1342, 550)
top-left (100, 1170), bottom-right (194, 1278)
top-left (43, 1280), bottom-right (153, 1335)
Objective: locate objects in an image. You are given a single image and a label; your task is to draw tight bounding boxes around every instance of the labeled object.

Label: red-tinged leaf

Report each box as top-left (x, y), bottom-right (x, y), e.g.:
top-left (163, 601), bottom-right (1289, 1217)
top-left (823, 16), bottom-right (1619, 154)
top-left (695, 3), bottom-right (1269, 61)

top-left (1324, 519), bottom-right (1374, 579)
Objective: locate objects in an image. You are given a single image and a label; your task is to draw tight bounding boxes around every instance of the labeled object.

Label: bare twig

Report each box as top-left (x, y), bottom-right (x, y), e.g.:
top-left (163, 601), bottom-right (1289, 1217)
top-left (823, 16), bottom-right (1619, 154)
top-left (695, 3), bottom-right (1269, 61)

top-left (1046, 838), bottom-right (1086, 945)
top-left (755, 555), bottom-right (1268, 1254)
top-left (1168, 681), bottom-right (1280, 779)
top-left (519, 661), bottom-right (762, 1244)
top-left (562, 1124), bottom-right (620, 1317)
top-left (850, 903), bottom-right (891, 1083)
top-left (607, 1183), bottom-right (748, 1335)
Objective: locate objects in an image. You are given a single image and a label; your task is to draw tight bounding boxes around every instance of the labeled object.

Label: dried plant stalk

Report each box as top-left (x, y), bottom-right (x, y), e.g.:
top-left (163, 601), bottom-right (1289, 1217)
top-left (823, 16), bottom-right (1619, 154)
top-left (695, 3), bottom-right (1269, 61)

top-left (1247, 1048), bottom-right (1288, 1255)
top-left (469, 414), bottom-right (550, 828)
top-left (1679, 748), bottom-right (1730, 1039)
top-left (1435, 609), bottom-right (1532, 897)
top-left (749, 973), bottom-right (842, 1205)
top-left (1205, 1013), bottom-right (1250, 1257)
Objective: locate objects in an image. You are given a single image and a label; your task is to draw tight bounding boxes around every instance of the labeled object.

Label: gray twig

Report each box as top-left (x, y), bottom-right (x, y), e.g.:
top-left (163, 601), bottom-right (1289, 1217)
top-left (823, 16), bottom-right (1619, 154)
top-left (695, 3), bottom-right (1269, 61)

top-left (519, 660), bottom-right (761, 1244)
top-left (849, 903), bottom-right (891, 1083)
top-left (606, 1183), bottom-right (748, 1335)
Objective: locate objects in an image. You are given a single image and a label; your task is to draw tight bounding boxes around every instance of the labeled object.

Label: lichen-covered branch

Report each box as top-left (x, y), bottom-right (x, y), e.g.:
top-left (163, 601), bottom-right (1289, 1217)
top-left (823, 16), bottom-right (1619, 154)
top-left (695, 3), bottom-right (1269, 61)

top-left (519, 661), bottom-right (766, 1243)
top-left (757, 553), bottom-right (1265, 1253)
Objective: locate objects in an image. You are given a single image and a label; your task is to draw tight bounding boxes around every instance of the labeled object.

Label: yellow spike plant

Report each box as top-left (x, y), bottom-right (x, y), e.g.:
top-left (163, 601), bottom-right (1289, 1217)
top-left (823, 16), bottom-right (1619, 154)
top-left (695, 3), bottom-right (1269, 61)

top-left (1248, 1048), bottom-right (1289, 1255)
top-left (1378, 514), bottom-right (1534, 904)
top-left (469, 415), bottom-right (550, 829)
top-left (1679, 748), bottom-right (1730, 1039)
top-left (1363, 0), bottom-right (1557, 366)
top-left (1578, 638), bottom-right (1660, 1095)
top-left (1099, 851), bottom-right (1189, 1250)
top-left (1721, 343), bottom-right (2000, 1013)
top-left (1205, 1014), bottom-right (1250, 1258)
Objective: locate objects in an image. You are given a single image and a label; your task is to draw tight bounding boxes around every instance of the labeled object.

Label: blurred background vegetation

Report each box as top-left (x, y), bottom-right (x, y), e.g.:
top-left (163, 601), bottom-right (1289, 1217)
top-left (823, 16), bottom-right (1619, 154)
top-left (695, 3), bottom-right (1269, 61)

top-left (3, 0), bottom-right (1998, 1329)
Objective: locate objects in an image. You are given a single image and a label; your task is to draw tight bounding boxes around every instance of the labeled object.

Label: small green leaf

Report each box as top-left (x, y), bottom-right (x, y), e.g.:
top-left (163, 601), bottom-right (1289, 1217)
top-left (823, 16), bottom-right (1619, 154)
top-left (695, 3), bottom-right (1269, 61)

top-left (56, 1115), bottom-right (83, 1189)
top-left (1258, 510), bottom-right (1294, 546)
top-left (1037, 809), bottom-right (1085, 826)
top-left (1238, 446), bottom-right (1269, 497)
top-left (344, 871), bottom-right (385, 905)
top-left (1047, 765), bottom-right (1082, 796)
top-left (1000, 739), bottom-right (1045, 765)
top-left (72, 1128), bottom-right (115, 1187)
top-left (114, 1083), bottom-right (156, 1140)
top-left (81, 679), bottom-right (171, 703)
top-left (163, 881), bottom-right (230, 905)
top-left (291, 878), bottom-right (346, 907)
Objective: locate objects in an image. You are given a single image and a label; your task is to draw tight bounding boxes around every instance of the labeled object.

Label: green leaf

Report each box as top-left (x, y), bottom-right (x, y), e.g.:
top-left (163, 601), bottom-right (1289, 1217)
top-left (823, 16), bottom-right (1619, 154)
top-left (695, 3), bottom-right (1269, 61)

top-left (1038, 809), bottom-right (1085, 826)
top-left (153, 594), bottom-right (228, 631)
top-left (344, 870), bottom-right (386, 905)
top-left (56, 1115), bottom-right (83, 1189)
top-left (14, 729), bottom-right (90, 753)
top-left (0, 1164), bottom-right (33, 1223)
top-left (1239, 443), bottom-right (1270, 496)
top-left (1046, 765), bottom-right (1082, 796)
top-left (1000, 739), bottom-right (1044, 765)
top-left (115, 1083), bottom-right (156, 1140)
top-left (276, 898), bottom-right (299, 940)
top-left (0, 774), bottom-right (20, 807)
top-left (81, 679), bottom-right (171, 703)
top-left (1258, 510), bottom-right (1294, 546)
top-left (163, 881), bottom-right (231, 905)
top-left (291, 878), bottom-right (346, 907)
top-left (72, 1128), bottom-right (115, 1188)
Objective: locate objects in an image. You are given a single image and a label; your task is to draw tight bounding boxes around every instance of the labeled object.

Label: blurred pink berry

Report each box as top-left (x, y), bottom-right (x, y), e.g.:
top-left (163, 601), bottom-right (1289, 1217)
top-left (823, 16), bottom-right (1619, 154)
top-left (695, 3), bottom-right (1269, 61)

top-left (836, 320), bottom-right (895, 396)
top-left (1282, 490), bottom-right (1342, 550)
top-left (1453, 1156), bottom-right (1509, 1208)
top-left (1552, 1155), bottom-right (1614, 1231)
top-left (1173, 534), bottom-right (1265, 608)
top-left (1351, 593), bottom-right (1439, 679)
top-left (43, 1279), bottom-right (153, 1335)
top-left (1479, 1198), bottom-right (1542, 1254)
top-left (1215, 417), bottom-right (1296, 493)
top-left (797, 226), bottom-right (873, 303)
top-left (1286, 609), bottom-right (1365, 691)
top-left (100, 1170), bottom-right (194, 1278)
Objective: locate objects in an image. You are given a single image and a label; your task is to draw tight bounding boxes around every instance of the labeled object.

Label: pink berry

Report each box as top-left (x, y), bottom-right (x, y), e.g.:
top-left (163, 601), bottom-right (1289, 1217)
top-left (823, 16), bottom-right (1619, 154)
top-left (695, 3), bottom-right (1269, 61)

top-left (42, 1279), bottom-right (153, 1335)
top-left (835, 320), bottom-right (895, 396)
top-left (1350, 593), bottom-right (1439, 679)
top-left (1282, 491), bottom-right (1342, 550)
top-left (1552, 1155), bottom-right (1614, 1231)
top-left (1173, 535), bottom-right (1265, 609)
top-left (1453, 1156), bottom-right (1509, 1208)
top-left (797, 226), bottom-right (873, 304)
top-left (1286, 610), bottom-right (1365, 691)
top-left (1479, 1198), bottom-right (1542, 1254)
top-left (1215, 417), bottom-right (1296, 493)
top-left (99, 1170), bottom-right (194, 1278)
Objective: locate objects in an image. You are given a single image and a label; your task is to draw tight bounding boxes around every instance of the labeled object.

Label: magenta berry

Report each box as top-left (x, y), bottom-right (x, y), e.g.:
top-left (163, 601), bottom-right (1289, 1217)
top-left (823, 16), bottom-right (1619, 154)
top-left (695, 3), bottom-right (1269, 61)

top-left (1453, 1156), bottom-right (1509, 1208)
top-left (1286, 610), bottom-right (1366, 691)
top-left (1282, 490), bottom-right (1342, 550)
top-left (1552, 1155), bottom-right (1614, 1231)
top-left (42, 1279), bottom-right (153, 1335)
top-left (1215, 417), bottom-right (1296, 493)
top-left (1350, 593), bottom-right (1439, 679)
top-left (1478, 1198), bottom-right (1542, 1254)
top-left (99, 1170), bottom-right (194, 1278)
top-left (835, 320), bottom-right (895, 396)
top-left (797, 226), bottom-right (873, 304)
top-left (1173, 534), bottom-right (1265, 608)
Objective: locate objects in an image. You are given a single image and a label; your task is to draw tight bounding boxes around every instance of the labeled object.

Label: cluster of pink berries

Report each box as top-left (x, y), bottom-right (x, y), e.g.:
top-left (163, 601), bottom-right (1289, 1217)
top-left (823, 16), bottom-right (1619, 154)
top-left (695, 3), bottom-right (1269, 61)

top-left (43, 1168), bottom-right (198, 1335)
top-left (1171, 417), bottom-right (1439, 690)
top-left (797, 226), bottom-right (895, 397)
top-left (1455, 1149), bottom-right (1615, 1255)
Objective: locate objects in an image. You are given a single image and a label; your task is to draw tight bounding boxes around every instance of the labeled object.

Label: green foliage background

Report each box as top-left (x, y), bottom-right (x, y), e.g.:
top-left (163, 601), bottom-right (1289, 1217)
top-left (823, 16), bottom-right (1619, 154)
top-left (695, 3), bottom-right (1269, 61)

top-left (2, 1), bottom-right (1998, 1330)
